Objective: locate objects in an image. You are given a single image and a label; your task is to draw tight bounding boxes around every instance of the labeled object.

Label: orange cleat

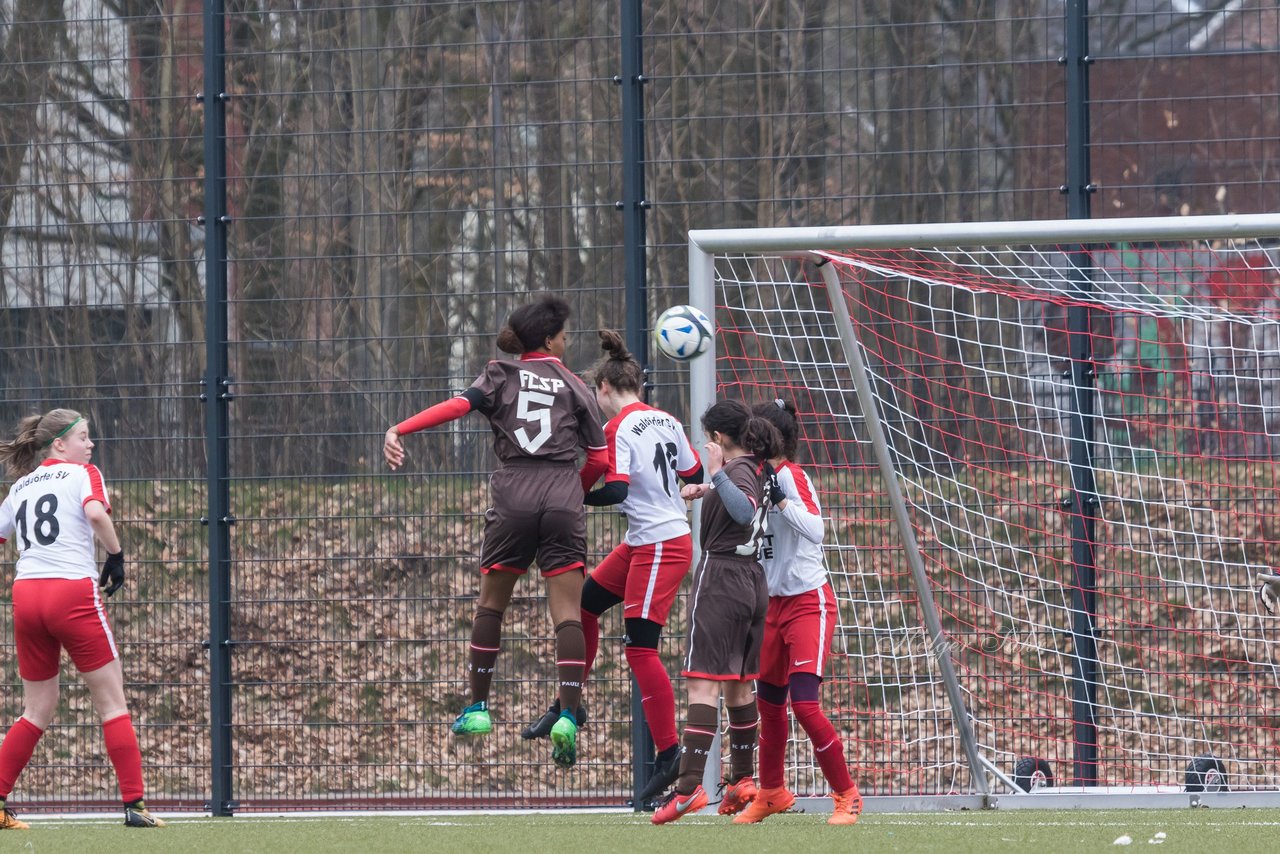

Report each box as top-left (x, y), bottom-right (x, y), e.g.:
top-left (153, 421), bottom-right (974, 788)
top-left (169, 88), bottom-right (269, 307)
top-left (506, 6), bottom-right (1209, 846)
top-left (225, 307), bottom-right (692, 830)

top-left (732, 785), bottom-right (796, 824)
top-left (717, 775), bottom-right (758, 815)
top-left (651, 785), bottom-right (710, 825)
top-left (828, 784), bottom-right (863, 825)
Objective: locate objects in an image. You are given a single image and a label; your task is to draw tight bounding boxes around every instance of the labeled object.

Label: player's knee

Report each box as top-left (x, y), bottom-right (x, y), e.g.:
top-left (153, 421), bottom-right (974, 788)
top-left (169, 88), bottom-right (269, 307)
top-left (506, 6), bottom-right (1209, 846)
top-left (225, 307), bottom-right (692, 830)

top-left (757, 680), bottom-right (788, 707)
top-left (23, 695), bottom-right (59, 730)
top-left (787, 671), bottom-right (822, 704)
top-left (623, 617), bottom-right (661, 650)
top-left (581, 577), bottom-right (622, 616)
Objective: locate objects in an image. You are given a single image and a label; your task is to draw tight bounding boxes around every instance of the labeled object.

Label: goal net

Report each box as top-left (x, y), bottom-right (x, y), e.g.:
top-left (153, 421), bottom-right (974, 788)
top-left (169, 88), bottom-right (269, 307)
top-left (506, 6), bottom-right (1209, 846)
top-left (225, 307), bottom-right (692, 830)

top-left (688, 215), bottom-right (1280, 802)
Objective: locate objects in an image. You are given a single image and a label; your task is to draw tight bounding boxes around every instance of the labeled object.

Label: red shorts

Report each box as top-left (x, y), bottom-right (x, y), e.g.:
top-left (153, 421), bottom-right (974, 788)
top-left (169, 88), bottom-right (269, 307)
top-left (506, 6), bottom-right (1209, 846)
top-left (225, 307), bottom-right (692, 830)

top-left (758, 583), bottom-right (837, 687)
top-left (589, 534), bottom-right (693, 625)
top-left (12, 577), bottom-right (119, 681)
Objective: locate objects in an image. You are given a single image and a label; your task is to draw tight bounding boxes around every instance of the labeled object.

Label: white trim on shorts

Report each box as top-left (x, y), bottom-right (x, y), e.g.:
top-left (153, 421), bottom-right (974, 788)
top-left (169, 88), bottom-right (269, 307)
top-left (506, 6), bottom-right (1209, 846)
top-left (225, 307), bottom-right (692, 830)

top-left (639, 541), bottom-right (663, 620)
top-left (91, 582), bottom-right (120, 662)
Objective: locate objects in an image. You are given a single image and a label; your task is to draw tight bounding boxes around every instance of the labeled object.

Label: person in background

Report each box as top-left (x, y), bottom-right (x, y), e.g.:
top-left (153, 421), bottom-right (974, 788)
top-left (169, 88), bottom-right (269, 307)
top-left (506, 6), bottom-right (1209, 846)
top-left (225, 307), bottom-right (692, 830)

top-left (0, 409), bottom-right (164, 829)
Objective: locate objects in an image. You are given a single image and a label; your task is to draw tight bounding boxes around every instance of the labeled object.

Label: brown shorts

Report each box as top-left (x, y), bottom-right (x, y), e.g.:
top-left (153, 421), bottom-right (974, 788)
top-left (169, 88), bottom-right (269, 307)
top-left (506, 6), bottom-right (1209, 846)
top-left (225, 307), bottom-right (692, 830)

top-left (681, 553), bottom-right (769, 680)
top-left (479, 462), bottom-right (587, 576)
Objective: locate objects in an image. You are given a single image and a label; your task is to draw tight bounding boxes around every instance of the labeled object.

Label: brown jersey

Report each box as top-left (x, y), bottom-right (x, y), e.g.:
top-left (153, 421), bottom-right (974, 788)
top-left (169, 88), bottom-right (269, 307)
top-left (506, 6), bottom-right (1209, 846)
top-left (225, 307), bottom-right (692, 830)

top-left (468, 353), bottom-right (606, 464)
top-left (699, 454), bottom-right (767, 556)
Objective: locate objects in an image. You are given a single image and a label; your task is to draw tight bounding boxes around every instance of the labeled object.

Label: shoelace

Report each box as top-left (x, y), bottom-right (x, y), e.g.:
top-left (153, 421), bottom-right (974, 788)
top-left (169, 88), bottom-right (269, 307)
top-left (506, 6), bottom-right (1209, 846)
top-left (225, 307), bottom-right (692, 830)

top-left (653, 787), bottom-right (687, 811)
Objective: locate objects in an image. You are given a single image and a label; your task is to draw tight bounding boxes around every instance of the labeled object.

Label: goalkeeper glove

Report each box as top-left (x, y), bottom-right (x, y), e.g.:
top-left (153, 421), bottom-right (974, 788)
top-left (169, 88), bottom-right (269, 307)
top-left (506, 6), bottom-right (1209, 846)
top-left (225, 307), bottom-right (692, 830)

top-left (99, 550), bottom-right (125, 598)
top-left (762, 463), bottom-right (786, 507)
top-left (1258, 572), bottom-right (1280, 616)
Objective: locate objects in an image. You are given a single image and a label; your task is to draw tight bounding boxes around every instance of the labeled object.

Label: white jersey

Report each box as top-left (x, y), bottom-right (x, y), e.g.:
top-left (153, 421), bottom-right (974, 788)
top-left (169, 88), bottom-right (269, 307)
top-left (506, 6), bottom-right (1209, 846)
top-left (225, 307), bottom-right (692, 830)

top-left (760, 461), bottom-right (828, 597)
top-left (605, 402), bottom-right (701, 546)
top-left (0, 460), bottom-right (110, 581)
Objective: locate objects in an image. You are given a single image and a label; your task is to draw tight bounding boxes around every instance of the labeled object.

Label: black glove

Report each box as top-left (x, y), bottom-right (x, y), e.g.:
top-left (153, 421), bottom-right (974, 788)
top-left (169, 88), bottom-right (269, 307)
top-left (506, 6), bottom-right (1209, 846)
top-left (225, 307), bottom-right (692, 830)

top-left (763, 463), bottom-right (786, 506)
top-left (99, 550), bottom-right (125, 598)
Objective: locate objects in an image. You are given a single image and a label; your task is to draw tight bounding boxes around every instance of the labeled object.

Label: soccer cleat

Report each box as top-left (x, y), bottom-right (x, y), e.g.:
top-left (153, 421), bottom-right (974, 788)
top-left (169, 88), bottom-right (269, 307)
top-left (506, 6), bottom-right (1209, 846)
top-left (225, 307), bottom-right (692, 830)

top-left (828, 784), bottom-right (863, 825)
top-left (0, 802), bottom-right (28, 830)
top-left (549, 710), bottom-right (578, 768)
top-left (123, 800), bottom-right (166, 828)
top-left (651, 785), bottom-right (709, 825)
top-left (732, 785), bottom-right (796, 824)
top-left (637, 746), bottom-right (681, 801)
top-left (521, 699), bottom-right (589, 740)
top-left (716, 775), bottom-right (758, 815)
top-left (451, 701), bottom-right (492, 735)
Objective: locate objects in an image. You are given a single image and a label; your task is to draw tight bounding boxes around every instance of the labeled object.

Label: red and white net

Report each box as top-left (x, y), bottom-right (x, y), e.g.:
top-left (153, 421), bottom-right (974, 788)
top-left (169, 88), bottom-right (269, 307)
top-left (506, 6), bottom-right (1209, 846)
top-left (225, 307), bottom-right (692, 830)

top-left (711, 241), bottom-right (1280, 796)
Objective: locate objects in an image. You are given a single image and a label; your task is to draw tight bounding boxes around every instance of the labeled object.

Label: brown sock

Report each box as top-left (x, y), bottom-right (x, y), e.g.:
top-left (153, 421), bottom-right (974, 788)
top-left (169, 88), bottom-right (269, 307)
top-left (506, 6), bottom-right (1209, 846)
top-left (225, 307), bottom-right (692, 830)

top-left (675, 703), bottom-right (719, 794)
top-left (554, 620), bottom-right (586, 715)
top-left (726, 700), bottom-right (759, 783)
top-left (468, 605), bottom-right (504, 702)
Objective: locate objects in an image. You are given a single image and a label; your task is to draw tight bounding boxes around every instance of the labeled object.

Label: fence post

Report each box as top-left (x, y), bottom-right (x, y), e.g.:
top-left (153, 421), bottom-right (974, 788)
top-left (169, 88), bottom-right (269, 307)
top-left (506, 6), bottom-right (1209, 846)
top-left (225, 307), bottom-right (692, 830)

top-left (1063, 0), bottom-right (1100, 787)
top-left (619, 0), bottom-right (656, 808)
top-left (202, 0), bottom-right (235, 817)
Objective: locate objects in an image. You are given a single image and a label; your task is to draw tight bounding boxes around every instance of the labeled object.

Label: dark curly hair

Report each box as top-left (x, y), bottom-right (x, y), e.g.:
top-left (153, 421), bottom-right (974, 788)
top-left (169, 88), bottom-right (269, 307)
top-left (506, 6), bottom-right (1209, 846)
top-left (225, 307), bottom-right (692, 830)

top-left (496, 293), bottom-right (571, 354)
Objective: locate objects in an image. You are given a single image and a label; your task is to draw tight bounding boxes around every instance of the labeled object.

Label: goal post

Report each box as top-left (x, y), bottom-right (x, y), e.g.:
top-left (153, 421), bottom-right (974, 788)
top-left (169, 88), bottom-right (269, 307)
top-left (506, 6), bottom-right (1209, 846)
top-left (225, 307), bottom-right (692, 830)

top-left (687, 213), bottom-right (1280, 809)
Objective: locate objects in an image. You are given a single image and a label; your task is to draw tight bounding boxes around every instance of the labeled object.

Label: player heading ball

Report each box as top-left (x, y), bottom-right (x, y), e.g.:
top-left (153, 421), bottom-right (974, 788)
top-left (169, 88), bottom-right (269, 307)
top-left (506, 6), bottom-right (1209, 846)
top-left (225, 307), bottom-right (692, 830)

top-left (385, 294), bottom-right (608, 769)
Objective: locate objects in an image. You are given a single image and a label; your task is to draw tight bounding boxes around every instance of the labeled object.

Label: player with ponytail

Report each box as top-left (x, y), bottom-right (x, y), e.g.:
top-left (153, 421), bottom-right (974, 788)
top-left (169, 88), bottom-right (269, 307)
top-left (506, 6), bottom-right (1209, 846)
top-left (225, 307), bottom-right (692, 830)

top-left (730, 398), bottom-right (862, 825)
top-left (522, 329), bottom-right (703, 801)
top-left (0, 409), bottom-right (163, 829)
top-left (651, 399), bottom-right (781, 824)
top-left (385, 294), bottom-right (608, 769)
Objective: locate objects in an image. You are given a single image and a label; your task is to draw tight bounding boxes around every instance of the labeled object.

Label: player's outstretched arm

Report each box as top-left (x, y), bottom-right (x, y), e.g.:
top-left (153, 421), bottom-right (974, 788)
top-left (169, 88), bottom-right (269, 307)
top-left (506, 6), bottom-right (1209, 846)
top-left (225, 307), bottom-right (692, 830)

top-left (385, 393), bottom-right (479, 470)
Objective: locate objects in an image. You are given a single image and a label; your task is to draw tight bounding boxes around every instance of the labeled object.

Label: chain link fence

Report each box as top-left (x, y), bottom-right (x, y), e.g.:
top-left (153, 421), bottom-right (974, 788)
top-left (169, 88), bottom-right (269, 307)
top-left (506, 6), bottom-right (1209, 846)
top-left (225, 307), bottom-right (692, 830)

top-left (1, 0), bottom-right (1277, 811)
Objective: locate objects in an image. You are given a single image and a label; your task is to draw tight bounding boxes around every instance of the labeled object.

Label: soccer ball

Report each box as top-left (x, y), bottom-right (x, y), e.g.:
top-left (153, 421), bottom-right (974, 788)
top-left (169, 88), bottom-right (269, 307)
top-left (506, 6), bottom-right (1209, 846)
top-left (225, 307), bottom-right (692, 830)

top-left (653, 304), bottom-right (713, 361)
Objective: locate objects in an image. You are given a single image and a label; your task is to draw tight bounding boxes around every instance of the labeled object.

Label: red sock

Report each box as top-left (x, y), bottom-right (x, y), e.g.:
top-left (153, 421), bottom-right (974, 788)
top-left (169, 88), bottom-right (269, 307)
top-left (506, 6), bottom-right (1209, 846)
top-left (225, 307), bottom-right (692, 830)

top-left (792, 700), bottom-right (854, 792)
top-left (757, 697), bottom-right (788, 789)
top-left (624, 646), bottom-right (678, 751)
top-left (0, 717), bottom-right (43, 798)
top-left (581, 609), bottom-right (600, 679)
top-left (103, 713), bottom-right (145, 803)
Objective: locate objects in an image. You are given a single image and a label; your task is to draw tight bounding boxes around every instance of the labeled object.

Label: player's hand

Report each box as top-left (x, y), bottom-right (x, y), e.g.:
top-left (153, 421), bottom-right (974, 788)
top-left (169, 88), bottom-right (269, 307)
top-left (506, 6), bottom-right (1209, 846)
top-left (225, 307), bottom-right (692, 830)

top-left (702, 440), bottom-right (724, 476)
top-left (384, 427), bottom-right (405, 470)
top-left (762, 462), bottom-right (786, 507)
top-left (681, 483), bottom-right (710, 501)
top-left (99, 550), bottom-right (125, 598)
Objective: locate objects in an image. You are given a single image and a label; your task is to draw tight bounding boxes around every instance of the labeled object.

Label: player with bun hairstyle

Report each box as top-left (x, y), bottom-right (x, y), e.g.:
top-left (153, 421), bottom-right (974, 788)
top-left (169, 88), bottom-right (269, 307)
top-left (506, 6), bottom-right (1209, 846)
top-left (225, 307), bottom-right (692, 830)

top-left (522, 329), bottom-right (703, 801)
top-left (731, 399), bottom-right (862, 825)
top-left (385, 294), bottom-right (608, 769)
top-left (651, 399), bottom-right (782, 824)
top-left (0, 409), bottom-right (164, 829)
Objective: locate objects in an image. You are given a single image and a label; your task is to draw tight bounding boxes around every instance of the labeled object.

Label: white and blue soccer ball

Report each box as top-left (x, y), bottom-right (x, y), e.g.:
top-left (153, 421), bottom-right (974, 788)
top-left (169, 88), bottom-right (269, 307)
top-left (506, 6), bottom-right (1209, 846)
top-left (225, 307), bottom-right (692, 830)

top-left (654, 304), bottom-right (713, 361)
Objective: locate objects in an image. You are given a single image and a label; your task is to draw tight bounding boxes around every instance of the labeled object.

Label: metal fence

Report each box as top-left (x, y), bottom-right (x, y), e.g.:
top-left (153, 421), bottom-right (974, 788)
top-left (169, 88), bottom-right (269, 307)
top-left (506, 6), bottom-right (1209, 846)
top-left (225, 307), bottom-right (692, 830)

top-left (1, 0), bottom-right (1277, 812)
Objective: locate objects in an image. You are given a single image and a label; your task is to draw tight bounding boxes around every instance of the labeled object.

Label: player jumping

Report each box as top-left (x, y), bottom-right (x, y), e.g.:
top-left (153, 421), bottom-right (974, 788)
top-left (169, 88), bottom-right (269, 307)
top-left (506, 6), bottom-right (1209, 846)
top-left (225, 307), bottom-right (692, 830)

top-left (385, 294), bottom-right (608, 769)
top-left (523, 329), bottom-right (703, 802)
